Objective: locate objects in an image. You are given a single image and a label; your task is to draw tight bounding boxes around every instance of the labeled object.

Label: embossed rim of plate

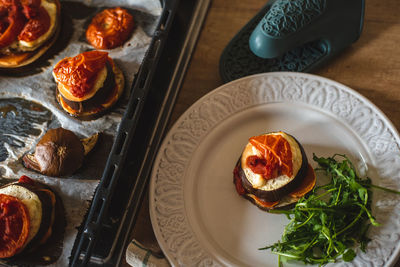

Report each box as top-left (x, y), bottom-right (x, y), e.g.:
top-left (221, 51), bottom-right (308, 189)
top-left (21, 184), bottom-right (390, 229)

top-left (149, 72), bottom-right (400, 267)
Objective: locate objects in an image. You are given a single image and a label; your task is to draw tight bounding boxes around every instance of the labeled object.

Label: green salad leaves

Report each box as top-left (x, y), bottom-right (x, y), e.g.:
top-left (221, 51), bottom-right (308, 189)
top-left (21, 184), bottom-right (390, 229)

top-left (261, 154), bottom-right (397, 266)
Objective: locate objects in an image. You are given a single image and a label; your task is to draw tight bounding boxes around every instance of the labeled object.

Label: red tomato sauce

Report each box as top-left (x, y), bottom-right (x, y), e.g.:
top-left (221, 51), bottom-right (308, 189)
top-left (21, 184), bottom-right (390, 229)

top-left (247, 134), bottom-right (293, 180)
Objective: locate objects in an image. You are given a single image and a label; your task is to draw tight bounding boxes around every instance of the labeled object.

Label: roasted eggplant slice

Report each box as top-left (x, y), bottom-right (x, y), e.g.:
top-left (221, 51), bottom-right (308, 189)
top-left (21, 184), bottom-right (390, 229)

top-left (22, 128), bottom-right (98, 177)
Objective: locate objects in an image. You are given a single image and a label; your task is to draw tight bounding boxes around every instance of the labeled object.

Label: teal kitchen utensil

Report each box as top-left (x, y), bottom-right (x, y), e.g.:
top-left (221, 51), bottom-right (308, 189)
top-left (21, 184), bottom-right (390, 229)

top-left (220, 0), bottom-right (364, 82)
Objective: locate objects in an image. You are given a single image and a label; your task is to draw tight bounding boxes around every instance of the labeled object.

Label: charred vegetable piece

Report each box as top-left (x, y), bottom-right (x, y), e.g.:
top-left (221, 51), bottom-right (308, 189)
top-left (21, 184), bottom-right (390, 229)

top-left (22, 128), bottom-right (98, 177)
top-left (81, 133), bottom-right (99, 156)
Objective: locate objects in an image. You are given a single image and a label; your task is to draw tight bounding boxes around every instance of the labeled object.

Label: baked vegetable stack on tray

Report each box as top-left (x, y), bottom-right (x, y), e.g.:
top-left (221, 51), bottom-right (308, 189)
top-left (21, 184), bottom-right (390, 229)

top-left (0, 0), bottom-right (162, 265)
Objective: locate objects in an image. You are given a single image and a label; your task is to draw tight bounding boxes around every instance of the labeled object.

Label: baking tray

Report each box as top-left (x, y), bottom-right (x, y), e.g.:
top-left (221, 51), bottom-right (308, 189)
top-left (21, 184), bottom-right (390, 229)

top-left (70, 0), bottom-right (211, 265)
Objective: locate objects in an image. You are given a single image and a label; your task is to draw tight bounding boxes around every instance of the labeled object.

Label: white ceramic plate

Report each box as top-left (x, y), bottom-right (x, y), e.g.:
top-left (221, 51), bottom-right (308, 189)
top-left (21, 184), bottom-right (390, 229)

top-left (149, 72), bottom-right (400, 267)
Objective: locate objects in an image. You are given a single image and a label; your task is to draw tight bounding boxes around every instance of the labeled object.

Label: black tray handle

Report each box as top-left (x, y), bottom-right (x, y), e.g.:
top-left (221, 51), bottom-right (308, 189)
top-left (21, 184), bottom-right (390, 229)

top-left (70, 0), bottom-right (179, 265)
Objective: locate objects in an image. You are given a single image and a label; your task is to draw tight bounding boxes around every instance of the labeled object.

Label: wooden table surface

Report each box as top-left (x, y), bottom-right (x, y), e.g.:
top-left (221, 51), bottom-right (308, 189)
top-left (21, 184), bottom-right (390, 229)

top-left (127, 0), bottom-right (400, 265)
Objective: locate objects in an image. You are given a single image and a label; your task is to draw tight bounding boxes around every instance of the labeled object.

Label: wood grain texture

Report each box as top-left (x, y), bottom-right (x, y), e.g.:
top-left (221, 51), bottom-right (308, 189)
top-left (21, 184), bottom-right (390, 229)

top-left (125, 0), bottom-right (400, 265)
top-left (315, 0), bottom-right (400, 131)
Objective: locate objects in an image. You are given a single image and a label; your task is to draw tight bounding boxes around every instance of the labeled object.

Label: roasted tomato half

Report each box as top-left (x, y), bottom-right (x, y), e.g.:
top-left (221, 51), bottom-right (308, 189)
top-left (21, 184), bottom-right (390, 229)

top-left (18, 5), bottom-right (50, 42)
top-left (86, 7), bottom-right (134, 49)
top-left (0, 3), bottom-right (26, 48)
top-left (53, 51), bottom-right (110, 98)
top-left (0, 194), bottom-right (30, 258)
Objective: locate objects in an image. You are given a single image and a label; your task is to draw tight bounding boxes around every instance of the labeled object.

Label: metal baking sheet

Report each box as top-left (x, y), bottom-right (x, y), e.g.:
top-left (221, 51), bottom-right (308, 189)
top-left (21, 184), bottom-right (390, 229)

top-left (70, 0), bottom-right (212, 265)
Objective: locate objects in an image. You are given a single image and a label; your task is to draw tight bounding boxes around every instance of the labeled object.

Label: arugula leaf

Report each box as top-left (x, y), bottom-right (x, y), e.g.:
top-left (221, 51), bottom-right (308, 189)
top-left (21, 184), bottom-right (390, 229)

top-left (263, 154), bottom-right (391, 266)
top-left (343, 249), bottom-right (356, 262)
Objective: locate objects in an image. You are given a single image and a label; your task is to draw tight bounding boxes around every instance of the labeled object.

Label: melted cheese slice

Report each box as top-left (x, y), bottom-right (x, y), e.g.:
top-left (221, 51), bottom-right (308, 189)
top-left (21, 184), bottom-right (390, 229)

top-left (18, 0), bottom-right (58, 51)
top-left (241, 132), bottom-right (302, 191)
top-left (0, 185), bottom-right (42, 245)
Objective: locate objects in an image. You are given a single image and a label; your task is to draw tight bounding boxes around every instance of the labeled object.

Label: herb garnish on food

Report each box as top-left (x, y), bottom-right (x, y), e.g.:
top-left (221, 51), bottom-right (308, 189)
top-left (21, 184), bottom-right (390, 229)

top-left (261, 154), bottom-right (400, 266)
